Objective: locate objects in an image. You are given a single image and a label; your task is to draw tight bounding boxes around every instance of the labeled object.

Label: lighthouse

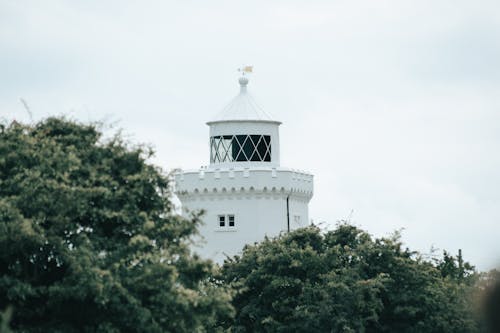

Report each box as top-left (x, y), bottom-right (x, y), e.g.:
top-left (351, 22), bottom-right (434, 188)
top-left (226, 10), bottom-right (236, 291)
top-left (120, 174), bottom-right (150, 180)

top-left (175, 70), bottom-right (314, 262)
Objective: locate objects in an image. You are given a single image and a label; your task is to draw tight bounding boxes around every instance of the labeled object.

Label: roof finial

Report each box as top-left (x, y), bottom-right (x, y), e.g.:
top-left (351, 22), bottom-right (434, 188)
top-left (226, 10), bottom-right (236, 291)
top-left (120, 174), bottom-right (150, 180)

top-left (237, 65), bottom-right (253, 92)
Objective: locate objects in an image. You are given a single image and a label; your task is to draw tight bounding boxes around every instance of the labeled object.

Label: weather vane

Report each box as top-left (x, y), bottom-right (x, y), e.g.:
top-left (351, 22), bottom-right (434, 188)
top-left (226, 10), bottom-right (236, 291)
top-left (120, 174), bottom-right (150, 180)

top-left (238, 65), bottom-right (253, 76)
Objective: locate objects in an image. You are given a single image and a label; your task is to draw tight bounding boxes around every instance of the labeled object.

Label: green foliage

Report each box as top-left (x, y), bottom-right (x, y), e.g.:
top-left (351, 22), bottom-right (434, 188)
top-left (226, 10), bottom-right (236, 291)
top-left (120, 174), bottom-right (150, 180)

top-left (221, 224), bottom-right (480, 333)
top-left (436, 249), bottom-right (476, 284)
top-left (0, 118), bottom-right (233, 332)
top-left (1, 306), bottom-right (13, 333)
top-left (475, 269), bottom-right (500, 333)
top-left (0, 117), bottom-right (488, 332)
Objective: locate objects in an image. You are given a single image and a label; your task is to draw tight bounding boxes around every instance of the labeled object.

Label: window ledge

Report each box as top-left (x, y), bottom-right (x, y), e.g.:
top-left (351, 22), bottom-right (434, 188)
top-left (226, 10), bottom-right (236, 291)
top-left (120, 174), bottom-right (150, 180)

top-left (214, 228), bottom-right (238, 232)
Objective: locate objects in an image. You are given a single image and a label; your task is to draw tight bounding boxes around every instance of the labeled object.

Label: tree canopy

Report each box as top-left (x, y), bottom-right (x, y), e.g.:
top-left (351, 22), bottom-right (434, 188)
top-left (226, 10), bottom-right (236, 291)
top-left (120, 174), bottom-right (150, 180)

top-left (0, 117), bottom-right (496, 332)
top-left (221, 224), bottom-right (481, 333)
top-left (0, 118), bottom-right (233, 332)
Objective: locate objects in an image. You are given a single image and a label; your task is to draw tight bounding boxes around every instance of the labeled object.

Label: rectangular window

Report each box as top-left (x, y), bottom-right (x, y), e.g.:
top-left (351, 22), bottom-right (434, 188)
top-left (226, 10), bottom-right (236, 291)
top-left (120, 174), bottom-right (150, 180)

top-left (218, 214), bottom-right (235, 228)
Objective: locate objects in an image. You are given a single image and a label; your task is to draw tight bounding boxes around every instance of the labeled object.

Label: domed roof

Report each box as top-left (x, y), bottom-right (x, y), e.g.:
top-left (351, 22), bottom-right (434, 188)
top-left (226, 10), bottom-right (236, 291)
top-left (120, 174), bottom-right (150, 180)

top-left (207, 76), bottom-right (281, 125)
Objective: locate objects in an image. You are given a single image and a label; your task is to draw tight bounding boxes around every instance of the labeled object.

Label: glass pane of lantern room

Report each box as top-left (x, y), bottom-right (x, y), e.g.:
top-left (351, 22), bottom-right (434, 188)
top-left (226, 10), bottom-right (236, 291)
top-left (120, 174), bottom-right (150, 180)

top-left (211, 136), bottom-right (220, 162)
top-left (241, 136), bottom-right (254, 161)
top-left (263, 135), bottom-right (271, 161)
top-left (233, 135), bottom-right (249, 161)
top-left (221, 135), bottom-right (233, 162)
top-left (210, 137), bottom-right (217, 162)
top-left (250, 135), bottom-right (261, 161)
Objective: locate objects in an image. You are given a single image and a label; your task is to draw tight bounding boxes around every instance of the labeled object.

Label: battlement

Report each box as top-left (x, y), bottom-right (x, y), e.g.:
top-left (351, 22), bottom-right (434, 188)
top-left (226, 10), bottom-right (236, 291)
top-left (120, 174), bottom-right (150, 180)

top-left (175, 166), bottom-right (313, 199)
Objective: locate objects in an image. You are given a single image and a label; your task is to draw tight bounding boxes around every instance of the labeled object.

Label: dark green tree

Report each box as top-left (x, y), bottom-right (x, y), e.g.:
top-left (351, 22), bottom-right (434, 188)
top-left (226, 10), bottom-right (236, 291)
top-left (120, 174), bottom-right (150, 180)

top-left (221, 224), bottom-right (480, 333)
top-left (436, 249), bottom-right (476, 284)
top-left (475, 269), bottom-right (500, 333)
top-left (0, 118), bottom-right (233, 332)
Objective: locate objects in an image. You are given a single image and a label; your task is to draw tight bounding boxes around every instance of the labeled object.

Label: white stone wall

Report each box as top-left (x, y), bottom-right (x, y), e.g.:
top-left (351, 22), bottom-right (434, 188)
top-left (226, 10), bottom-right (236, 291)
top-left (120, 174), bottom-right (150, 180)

top-left (175, 167), bottom-right (313, 262)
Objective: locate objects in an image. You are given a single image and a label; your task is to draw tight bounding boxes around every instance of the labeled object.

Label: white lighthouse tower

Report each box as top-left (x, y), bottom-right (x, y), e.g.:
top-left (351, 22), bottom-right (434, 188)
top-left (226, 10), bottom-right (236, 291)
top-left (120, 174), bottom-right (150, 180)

top-left (175, 70), bottom-right (313, 262)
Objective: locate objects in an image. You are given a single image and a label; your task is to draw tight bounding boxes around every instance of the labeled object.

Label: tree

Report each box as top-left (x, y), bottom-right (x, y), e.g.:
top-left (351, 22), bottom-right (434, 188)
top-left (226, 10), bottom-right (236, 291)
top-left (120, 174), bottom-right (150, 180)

top-left (0, 307), bottom-right (13, 333)
top-left (221, 224), bottom-right (480, 333)
top-left (0, 118), bottom-right (233, 332)
top-left (437, 249), bottom-right (476, 284)
top-left (475, 269), bottom-right (500, 333)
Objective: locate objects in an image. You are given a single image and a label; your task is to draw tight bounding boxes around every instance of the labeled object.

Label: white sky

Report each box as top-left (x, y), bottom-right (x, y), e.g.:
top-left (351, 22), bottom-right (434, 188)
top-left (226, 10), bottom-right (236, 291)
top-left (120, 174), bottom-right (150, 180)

top-left (1, 0), bottom-right (500, 270)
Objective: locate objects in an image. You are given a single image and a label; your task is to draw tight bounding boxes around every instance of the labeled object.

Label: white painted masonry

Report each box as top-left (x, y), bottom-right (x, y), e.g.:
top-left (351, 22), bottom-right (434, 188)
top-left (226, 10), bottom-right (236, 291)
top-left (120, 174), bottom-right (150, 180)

top-left (175, 75), bottom-right (313, 262)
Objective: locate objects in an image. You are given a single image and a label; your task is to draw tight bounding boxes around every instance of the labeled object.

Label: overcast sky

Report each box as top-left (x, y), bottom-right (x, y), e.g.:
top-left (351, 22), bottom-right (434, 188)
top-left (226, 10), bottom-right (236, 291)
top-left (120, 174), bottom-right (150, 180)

top-left (1, 0), bottom-right (500, 270)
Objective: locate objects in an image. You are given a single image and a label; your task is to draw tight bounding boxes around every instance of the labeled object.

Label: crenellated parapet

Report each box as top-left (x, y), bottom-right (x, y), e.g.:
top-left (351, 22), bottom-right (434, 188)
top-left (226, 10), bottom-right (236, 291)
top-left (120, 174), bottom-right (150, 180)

top-left (175, 167), bottom-right (313, 200)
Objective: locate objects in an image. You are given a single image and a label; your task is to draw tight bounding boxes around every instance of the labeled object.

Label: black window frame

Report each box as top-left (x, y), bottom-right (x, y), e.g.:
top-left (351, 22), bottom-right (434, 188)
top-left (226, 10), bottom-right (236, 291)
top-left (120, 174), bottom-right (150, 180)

top-left (219, 215), bottom-right (225, 227)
